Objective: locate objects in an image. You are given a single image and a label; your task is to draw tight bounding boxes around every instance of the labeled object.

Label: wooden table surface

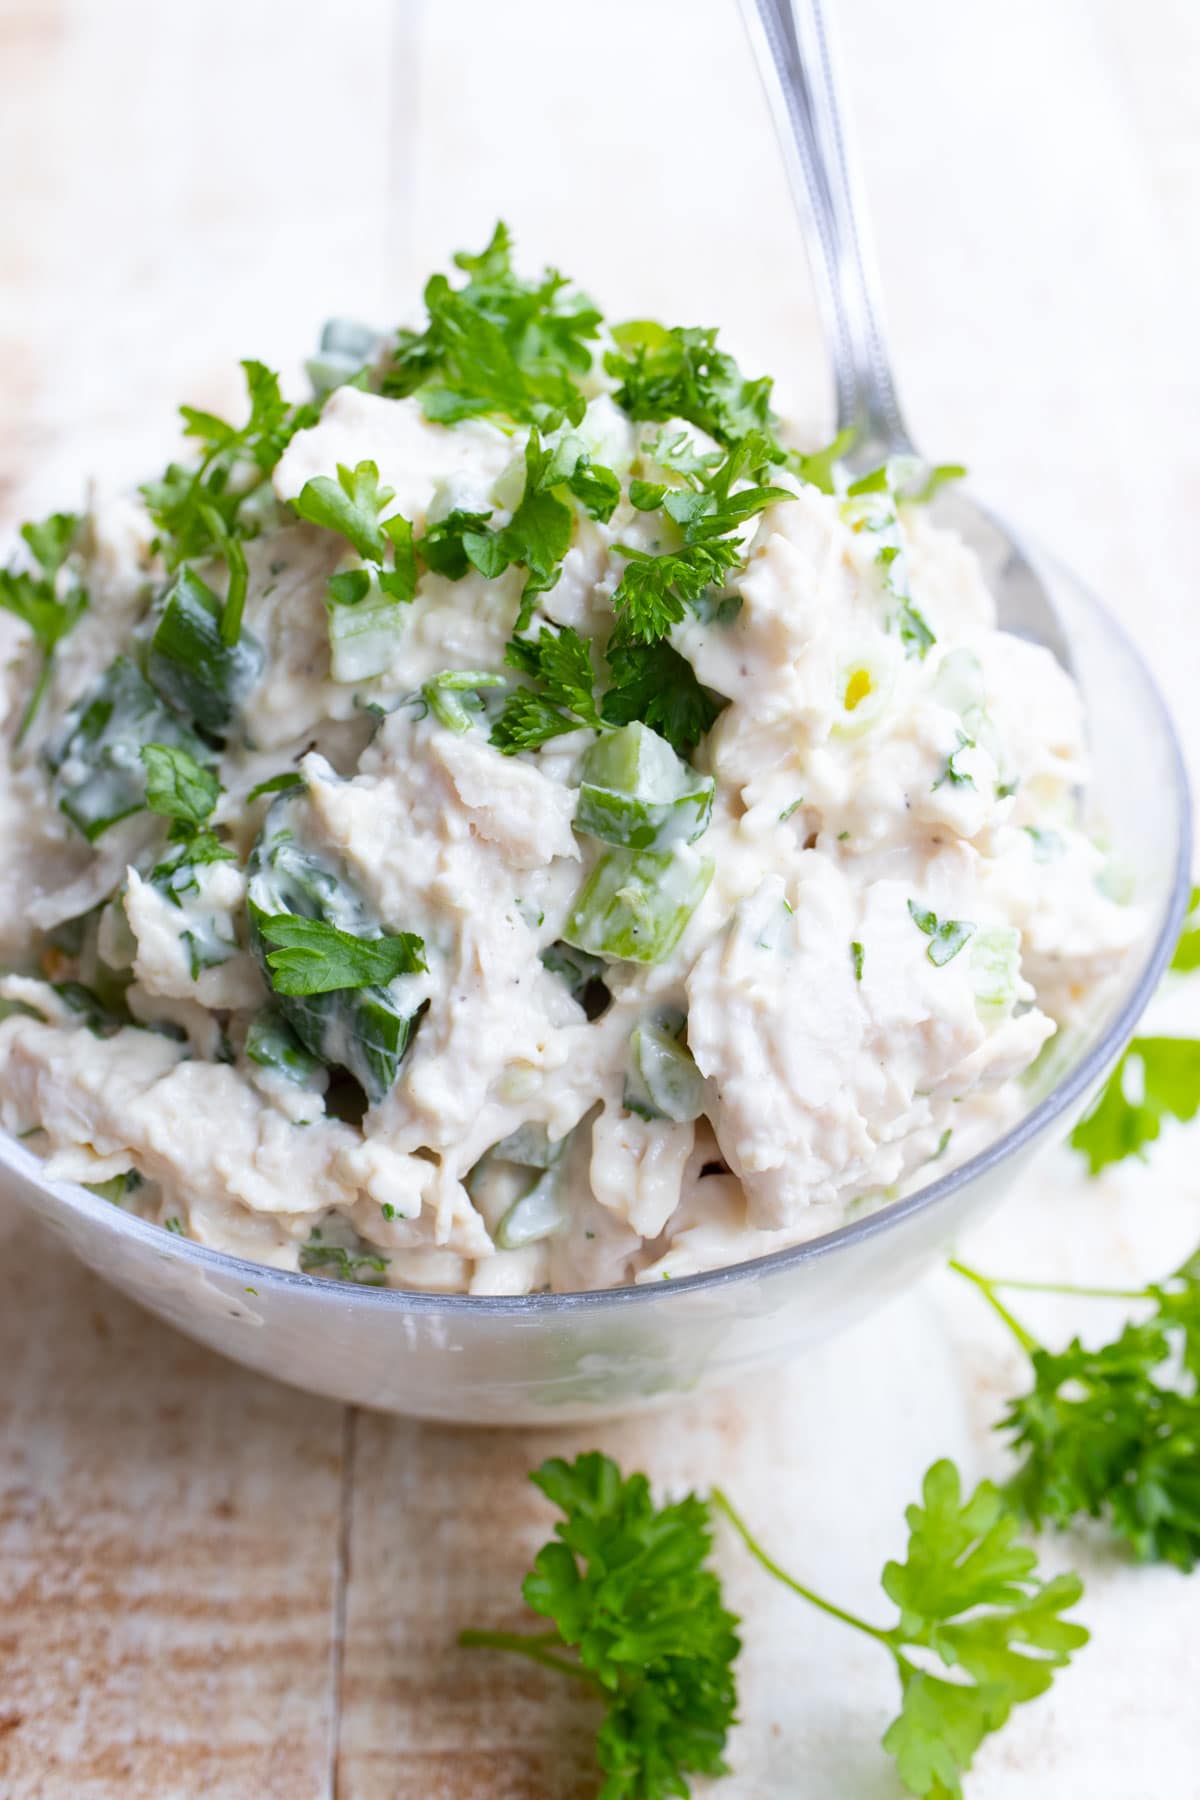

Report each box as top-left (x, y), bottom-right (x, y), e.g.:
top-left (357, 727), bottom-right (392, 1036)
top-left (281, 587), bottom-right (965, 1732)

top-left (2, 3), bottom-right (1199, 1795)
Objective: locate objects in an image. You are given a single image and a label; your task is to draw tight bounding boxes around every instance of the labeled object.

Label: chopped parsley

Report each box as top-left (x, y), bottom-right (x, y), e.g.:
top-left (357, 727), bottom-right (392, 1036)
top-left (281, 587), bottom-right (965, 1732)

top-left (381, 221), bottom-right (601, 428)
top-left (932, 728), bottom-right (976, 791)
top-left (142, 360), bottom-right (317, 643)
top-left (851, 940), bottom-right (865, 981)
top-left (255, 914), bottom-right (427, 998)
top-left (908, 899), bottom-right (976, 966)
top-left (0, 512), bottom-right (88, 741)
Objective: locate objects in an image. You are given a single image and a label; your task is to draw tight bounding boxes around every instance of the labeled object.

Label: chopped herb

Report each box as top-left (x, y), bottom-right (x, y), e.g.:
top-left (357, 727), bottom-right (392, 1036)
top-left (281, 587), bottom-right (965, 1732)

top-left (0, 511), bottom-right (88, 741)
top-left (600, 639), bottom-right (726, 757)
top-left (490, 625), bottom-right (601, 753)
top-left (163, 1216), bottom-right (185, 1235)
top-left (381, 1202), bottom-right (396, 1222)
top-left (382, 221), bottom-right (601, 429)
top-left (908, 899), bottom-right (976, 966)
top-left (932, 728), bottom-right (976, 791)
top-left (779, 797), bottom-right (805, 821)
top-left (461, 1453), bottom-right (739, 1799)
top-left (299, 1233), bottom-right (389, 1281)
top-left (851, 940), bottom-right (865, 981)
top-left (843, 464), bottom-right (937, 659)
top-left (609, 433), bottom-right (791, 647)
top-left (255, 913), bottom-right (427, 998)
top-left (140, 743), bottom-right (221, 831)
top-left (247, 771), bottom-right (305, 803)
top-left (715, 1459), bottom-right (1087, 1800)
top-left (142, 360), bottom-right (317, 643)
top-left (606, 321), bottom-right (784, 464)
top-left (419, 428), bottom-right (617, 632)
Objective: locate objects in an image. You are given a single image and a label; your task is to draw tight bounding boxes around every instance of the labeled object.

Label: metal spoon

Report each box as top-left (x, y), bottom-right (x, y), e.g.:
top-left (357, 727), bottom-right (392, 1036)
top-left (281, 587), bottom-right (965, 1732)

top-left (741, 0), bottom-right (1071, 665)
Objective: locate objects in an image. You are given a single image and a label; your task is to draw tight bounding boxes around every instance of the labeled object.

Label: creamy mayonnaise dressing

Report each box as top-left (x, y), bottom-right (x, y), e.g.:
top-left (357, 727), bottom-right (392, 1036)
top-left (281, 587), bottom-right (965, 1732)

top-left (0, 309), bottom-right (1141, 1294)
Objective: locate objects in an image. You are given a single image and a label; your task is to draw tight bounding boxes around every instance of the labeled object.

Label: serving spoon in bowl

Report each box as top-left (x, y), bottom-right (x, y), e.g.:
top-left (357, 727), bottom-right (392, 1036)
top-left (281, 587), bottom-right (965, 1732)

top-left (741, 0), bottom-right (1072, 667)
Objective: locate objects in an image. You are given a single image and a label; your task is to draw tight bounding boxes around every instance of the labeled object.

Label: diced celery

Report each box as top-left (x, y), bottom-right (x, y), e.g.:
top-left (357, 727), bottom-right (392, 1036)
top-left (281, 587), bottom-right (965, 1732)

top-left (305, 318), bottom-right (380, 399)
top-left (491, 1123), bottom-right (563, 1169)
top-left (495, 1166), bottom-right (567, 1249)
top-left (47, 655), bottom-right (214, 842)
top-left (970, 927), bottom-right (1021, 1015)
top-left (245, 1009), bottom-right (326, 1083)
top-left (575, 721), bottom-right (714, 850)
top-left (148, 568), bottom-right (265, 734)
top-left (325, 577), bottom-right (406, 683)
top-left (564, 847), bottom-right (713, 964)
top-left (422, 669), bottom-right (506, 733)
top-left (624, 1017), bottom-right (705, 1122)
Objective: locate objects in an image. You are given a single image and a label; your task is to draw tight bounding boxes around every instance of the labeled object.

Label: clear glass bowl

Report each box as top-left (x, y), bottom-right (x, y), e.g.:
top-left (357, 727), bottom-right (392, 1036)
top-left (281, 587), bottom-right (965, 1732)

top-left (0, 546), bottom-right (1190, 1424)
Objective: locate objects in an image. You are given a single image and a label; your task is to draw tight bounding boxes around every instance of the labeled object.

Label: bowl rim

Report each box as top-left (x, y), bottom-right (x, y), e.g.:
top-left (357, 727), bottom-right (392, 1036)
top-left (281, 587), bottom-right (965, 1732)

top-left (0, 552), bottom-right (1192, 1317)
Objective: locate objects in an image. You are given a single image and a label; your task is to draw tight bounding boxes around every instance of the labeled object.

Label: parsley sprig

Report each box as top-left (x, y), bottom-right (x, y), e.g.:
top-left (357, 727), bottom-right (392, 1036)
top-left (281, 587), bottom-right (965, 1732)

top-left (142, 361), bottom-right (317, 644)
top-left (0, 512), bottom-right (88, 741)
top-left (611, 432), bottom-right (791, 646)
top-left (460, 1453), bottom-right (740, 1800)
top-left (382, 222), bottom-right (601, 428)
top-left (716, 1460), bottom-right (1087, 1800)
top-left (418, 427), bottom-right (618, 630)
top-left (605, 321), bottom-right (784, 466)
top-left (488, 624), bottom-right (725, 759)
top-left (953, 1249), bottom-right (1200, 1570)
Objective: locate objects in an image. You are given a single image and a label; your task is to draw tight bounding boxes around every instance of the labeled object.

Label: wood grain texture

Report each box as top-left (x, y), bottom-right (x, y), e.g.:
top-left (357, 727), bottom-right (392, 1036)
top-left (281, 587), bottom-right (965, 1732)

top-left (2, 0), bottom-right (1200, 1795)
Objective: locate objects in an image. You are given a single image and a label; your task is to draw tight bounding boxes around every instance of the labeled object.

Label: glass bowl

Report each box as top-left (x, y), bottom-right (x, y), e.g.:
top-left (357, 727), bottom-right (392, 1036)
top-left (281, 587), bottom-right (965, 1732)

top-left (0, 544), bottom-right (1190, 1424)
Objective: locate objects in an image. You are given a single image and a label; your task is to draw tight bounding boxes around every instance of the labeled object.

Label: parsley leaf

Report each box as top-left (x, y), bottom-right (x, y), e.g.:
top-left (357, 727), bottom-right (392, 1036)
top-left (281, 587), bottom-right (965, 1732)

top-left (490, 625), bottom-right (601, 753)
top-left (843, 463), bottom-right (937, 659)
top-left (932, 729), bottom-right (976, 792)
top-left (299, 1229), bottom-right (389, 1283)
top-left (908, 899), bottom-right (976, 966)
top-left (294, 459), bottom-right (408, 565)
top-left (954, 1249), bottom-right (1200, 1571)
top-left (606, 321), bottom-right (782, 464)
top-left (461, 1452), bottom-right (740, 1800)
top-left (140, 743), bottom-right (220, 832)
top-left (610, 435), bottom-right (791, 647)
top-left (382, 221), bottom-right (601, 428)
top-left (601, 640), bottom-right (726, 757)
top-left (142, 360), bottom-right (317, 642)
top-left (255, 914), bottom-right (427, 997)
top-left (716, 1459), bottom-right (1087, 1800)
top-left (1070, 1036), bottom-right (1200, 1174)
top-left (418, 429), bottom-right (618, 633)
top-left (0, 512), bottom-right (88, 740)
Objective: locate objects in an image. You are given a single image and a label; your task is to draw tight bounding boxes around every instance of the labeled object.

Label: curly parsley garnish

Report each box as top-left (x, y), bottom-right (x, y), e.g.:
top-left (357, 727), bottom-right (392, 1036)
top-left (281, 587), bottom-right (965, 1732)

top-left (954, 1247), bottom-right (1200, 1570)
top-left (461, 1452), bottom-right (740, 1800)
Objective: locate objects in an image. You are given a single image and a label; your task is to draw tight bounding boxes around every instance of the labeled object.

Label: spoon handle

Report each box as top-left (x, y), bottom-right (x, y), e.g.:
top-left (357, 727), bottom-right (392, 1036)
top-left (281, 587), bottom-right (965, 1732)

top-left (741, 0), bottom-right (912, 461)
